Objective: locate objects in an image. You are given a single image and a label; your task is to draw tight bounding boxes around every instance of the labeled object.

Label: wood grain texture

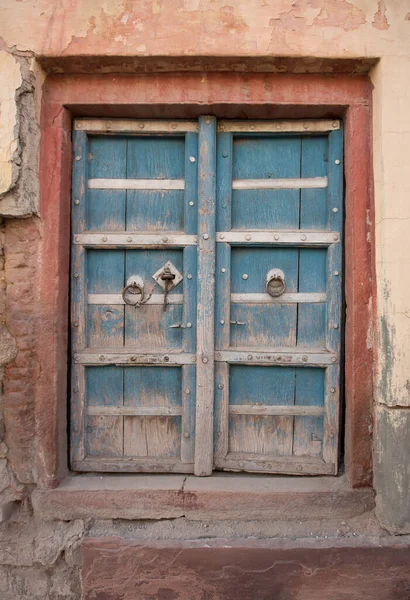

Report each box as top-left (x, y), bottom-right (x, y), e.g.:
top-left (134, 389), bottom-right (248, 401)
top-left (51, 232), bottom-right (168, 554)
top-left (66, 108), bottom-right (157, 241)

top-left (194, 116), bottom-right (216, 476)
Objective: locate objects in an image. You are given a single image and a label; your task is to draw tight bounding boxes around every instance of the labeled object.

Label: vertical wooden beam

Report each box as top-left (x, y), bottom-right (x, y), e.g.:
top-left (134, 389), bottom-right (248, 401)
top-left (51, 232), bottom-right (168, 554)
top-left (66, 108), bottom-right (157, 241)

top-left (195, 116), bottom-right (216, 476)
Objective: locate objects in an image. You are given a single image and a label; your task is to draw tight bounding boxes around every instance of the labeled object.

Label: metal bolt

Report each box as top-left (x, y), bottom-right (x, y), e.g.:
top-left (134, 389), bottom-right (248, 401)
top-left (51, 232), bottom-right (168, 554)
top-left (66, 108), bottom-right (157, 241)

top-left (202, 357), bottom-right (208, 364)
top-left (332, 121), bottom-right (338, 128)
top-left (187, 322), bottom-right (192, 328)
top-left (162, 236), bottom-right (168, 243)
top-left (332, 357), bottom-right (337, 363)
top-left (221, 267), bottom-right (226, 273)
top-left (276, 356), bottom-right (282, 362)
top-left (329, 432), bottom-right (335, 440)
top-left (74, 199), bottom-right (80, 205)
top-left (105, 121), bottom-right (112, 129)
top-left (301, 234), bottom-right (307, 241)
top-left (239, 461), bottom-right (245, 468)
top-left (222, 151), bottom-right (228, 158)
top-left (75, 156), bottom-right (81, 161)
top-left (75, 236), bottom-right (80, 242)
top-left (330, 387), bottom-right (336, 393)
top-left (297, 465), bottom-right (303, 472)
top-left (189, 156), bottom-right (196, 162)
top-left (219, 234), bottom-right (225, 240)
top-left (189, 201), bottom-right (194, 206)
top-left (73, 321), bottom-right (78, 327)
top-left (138, 123), bottom-right (145, 129)
top-left (187, 274), bottom-right (192, 279)
top-left (102, 236), bottom-right (108, 242)
top-left (247, 354), bottom-right (253, 360)
top-left (275, 124), bottom-right (281, 130)
top-left (250, 124), bottom-right (255, 130)
top-left (164, 356), bottom-right (170, 362)
top-left (333, 234), bottom-right (339, 241)
top-left (335, 159), bottom-right (341, 165)
top-left (203, 233), bottom-right (209, 240)
top-left (302, 355), bottom-right (308, 362)
top-left (127, 236), bottom-right (132, 242)
top-left (333, 324), bottom-right (339, 329)
top-left (74, 356), bottom-right (80, 362)
top-left (245, 234), bottom-right (251, 241)
top-left (274, 234), bottom-right (280, 241)
top-left (333, 207), bottom-right (339, 213)
top-left (218, 383), bottom-right (224, 390)
top-left (73, 387), bottom-right (78, 393)
top-left (334, 271), bottom-right (339, 276)
top-left (99, 355), bottom-right (105, 361)
top-left (242, 274), bottom-right (248, 280)
top-left (183, 432), bottom-right (190, 438)
top-left (220, 320), bottom-right (225, 325)
top-left (74, 273), bottom-right (79, 278)
top-left (76, 122), bottom-right (82, 129)
top-left (185, 389), bottom-right (190, 394)
top-left (191, 356), bottom-right (197, 363)
top-left (131, 356), bottom-right (137, 362)
top-left (303, 122), bottom-right (309, 129)
top-left (171, 123), bottom-right (177, 129)
top-left (205, 116), bottom-right (211, 124)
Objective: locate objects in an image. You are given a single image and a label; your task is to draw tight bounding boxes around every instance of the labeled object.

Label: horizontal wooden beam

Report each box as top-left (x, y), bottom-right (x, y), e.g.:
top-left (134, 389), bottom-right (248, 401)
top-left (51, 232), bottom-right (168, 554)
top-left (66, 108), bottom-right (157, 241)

top-left (87, 406), bottom-right (182, 417)
top-left (218, 120), bottom-right (340, 133)
top-left (73, 458), bottom-right (193, 473)
top-left (214, 454), bottom-right (335, 475)
top-left (73, 233), bottom-right (196, 247)
top-left (217, 231), bottom-right (339, 245)
top-left (229, 405), bottom-right (324, 416)
top-left (232, 177), bottom-right (327, 190)
top-left (216, 350), bottom-right (336, 366)
top-left (75, 119), bottom-right (198, 133)
top-left (75, 351), bottom-right (195, 366)
top-left (88, 178), bottom-right (185, 190)
top-left (88, 293), bottom-right (184, 305)
top-left (231, 292), bottom-right (326, 304)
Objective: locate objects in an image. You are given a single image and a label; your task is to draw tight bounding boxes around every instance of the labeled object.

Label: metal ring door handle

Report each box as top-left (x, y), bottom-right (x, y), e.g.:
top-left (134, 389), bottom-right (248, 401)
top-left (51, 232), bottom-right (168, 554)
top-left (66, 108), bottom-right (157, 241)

top-left (266, 268), bottom-right (286, 298)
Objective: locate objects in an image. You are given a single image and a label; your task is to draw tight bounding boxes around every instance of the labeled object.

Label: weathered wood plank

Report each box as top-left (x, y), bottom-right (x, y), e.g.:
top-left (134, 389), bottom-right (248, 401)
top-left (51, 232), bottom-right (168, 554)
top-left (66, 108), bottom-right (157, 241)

top-left (88, 293), bottom-right (183, 305)
top-left (89, 179), bottom-right (185, 190)
top-left (232, 177), bottom-right (327, 190)
top-left (75, 119), bottom-right (198, 133)
top-left (218, 120), bottom-right (340, 133)
top-left (75, 352), bottom-right (195, 365)
top-left (216, 350), bottom-right (335, 366)
top-left (229, 405), bottom-right (324, 416)
top-left (74, 233), bottom-right (196, 247)
top-left (73, 458), bottom-right (193, 473)
top-left (195, 115), bottom-right (216, 477)
top-left (231, 292), bottom-right (326, 304)
top-left (88, 406), bottom-right (182, 416)
top-left (217, 231), bottom-right (339, 245)
top-left (214, 454), bottom-right (335, 475)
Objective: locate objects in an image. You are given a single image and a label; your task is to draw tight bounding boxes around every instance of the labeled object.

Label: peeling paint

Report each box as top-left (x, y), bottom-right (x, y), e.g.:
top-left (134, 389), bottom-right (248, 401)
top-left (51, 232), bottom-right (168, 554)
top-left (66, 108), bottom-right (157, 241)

top-left (372, 0), bottom-right (389, 30)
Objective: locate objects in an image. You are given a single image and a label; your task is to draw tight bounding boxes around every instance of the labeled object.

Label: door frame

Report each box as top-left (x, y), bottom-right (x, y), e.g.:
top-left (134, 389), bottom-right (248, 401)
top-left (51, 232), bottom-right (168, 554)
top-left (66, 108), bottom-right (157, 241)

top-left (34, 72), bottom-right (375, 489)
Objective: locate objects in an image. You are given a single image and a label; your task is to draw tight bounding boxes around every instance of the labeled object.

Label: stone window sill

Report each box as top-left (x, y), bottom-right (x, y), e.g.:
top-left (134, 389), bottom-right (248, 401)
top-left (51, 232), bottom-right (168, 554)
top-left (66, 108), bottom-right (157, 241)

top-left (32, 474), bottom-right (374, 521)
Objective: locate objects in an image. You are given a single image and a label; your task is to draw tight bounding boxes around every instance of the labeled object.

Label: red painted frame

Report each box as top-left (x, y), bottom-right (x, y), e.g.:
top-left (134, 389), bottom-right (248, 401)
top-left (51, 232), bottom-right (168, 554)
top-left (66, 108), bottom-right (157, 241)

top-left (36, 73), bottom-right (375, 488)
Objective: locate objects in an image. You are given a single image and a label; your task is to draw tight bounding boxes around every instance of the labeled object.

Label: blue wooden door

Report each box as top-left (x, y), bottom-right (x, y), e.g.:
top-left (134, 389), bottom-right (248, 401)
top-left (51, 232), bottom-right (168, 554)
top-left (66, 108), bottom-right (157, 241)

top-left (214, 120), bottom-right (343, 475)
top-left (71, 120), bottom-right (199, 472)
top-left (70, 118), bottom-right (342, 476)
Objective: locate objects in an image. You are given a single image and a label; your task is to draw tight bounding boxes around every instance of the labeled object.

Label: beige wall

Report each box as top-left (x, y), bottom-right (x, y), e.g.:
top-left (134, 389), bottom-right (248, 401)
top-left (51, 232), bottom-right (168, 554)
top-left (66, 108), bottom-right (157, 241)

top-left (0, 0), bottom-right (409, 530)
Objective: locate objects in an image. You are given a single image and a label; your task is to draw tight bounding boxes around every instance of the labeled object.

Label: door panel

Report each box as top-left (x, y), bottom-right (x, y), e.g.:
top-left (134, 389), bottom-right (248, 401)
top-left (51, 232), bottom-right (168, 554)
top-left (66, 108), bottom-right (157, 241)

top-left (71, 117), bottom-right (343, 476)
top-left (71, 121), bottom-right (198, 473)
top-left (214, 119), bottom-right (343, 476)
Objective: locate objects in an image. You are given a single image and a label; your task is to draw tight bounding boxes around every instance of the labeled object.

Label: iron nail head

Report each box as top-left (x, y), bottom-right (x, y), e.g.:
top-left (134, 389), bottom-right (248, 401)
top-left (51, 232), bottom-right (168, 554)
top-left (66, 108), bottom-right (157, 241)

top-left (242, 274), bottom-right (248, 280)
top-left (335, 159), bottom-right (341, 165)
top-left (202, 357), bottom-right (208, 364)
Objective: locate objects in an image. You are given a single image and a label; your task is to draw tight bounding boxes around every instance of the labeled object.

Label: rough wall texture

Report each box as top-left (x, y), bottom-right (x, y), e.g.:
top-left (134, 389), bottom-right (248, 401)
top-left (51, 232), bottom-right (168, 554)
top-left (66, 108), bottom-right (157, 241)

top-left (0, 0), bottom-right (409, 598)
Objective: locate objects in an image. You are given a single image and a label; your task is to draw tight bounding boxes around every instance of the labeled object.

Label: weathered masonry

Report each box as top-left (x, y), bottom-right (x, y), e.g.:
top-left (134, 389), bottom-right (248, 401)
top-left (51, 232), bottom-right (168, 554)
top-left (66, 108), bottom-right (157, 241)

top-left (71, 118), bottom-right (343, 478)
top-left (1, 2), bottom-right (410, 597)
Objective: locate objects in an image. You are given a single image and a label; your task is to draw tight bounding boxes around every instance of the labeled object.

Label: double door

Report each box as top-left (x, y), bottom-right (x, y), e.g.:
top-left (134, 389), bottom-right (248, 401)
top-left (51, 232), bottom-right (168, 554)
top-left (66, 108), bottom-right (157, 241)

top-left (71, 117), bottom-right (342, 476)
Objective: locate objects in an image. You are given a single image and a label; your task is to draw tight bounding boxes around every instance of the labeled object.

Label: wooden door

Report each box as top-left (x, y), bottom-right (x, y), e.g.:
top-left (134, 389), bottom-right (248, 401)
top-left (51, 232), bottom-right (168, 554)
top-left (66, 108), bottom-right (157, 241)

top-left (213, 120), bottom-right (343, 475)
top-left (70, 117), bottom-right (343, 476)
